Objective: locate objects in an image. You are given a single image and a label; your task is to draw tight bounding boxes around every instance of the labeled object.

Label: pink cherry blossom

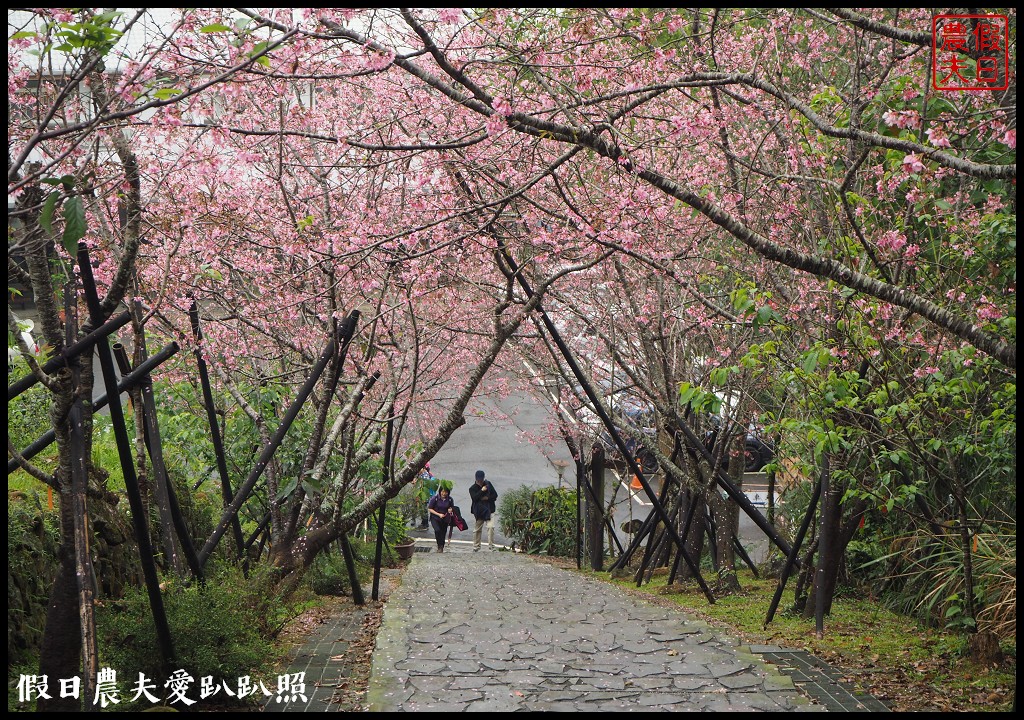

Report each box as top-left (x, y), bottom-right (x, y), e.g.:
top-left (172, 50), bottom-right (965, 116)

top-left (902, 154), bottom-right (925, 173)
top-left (925, 127), bottom-right (952, 148)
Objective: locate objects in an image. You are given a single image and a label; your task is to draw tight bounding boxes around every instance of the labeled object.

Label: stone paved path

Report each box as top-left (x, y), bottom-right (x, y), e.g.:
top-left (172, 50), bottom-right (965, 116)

top-left (265, 567), bottom-right (403, 712)
top-left (366, 543), bottom-right (824, 712)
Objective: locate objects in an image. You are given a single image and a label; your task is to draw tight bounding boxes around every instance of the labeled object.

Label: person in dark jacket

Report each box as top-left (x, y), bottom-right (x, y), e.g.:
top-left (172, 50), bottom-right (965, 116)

top-left (469, 469), bottom-right (498, 551)
top-left (427, 486), bottom-right (454, 553)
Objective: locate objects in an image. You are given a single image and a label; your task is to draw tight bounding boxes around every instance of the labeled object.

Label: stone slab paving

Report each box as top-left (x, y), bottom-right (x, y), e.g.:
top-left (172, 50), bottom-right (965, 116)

top-left (749, 647), bottom-right (890, 712)
top-left (266, 568), bottom-right (403, 712)
top-left (264, 611), bottom-right (366, 712)
top-left (367, 545), bottom-right (826, 712)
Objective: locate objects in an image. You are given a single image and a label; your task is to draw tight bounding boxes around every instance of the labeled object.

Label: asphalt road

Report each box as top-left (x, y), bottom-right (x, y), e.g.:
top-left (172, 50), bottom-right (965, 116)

top-left (407, 379), bottom-right (774, 562)
top-left (410, 383), bottom-right (577, 548)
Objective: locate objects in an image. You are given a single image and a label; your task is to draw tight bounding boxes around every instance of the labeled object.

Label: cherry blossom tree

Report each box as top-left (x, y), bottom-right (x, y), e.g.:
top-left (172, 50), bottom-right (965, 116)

top-left (284, 7), bottom-right (1014, 624)
top-left (8, 7), bottom-right (1016, 696)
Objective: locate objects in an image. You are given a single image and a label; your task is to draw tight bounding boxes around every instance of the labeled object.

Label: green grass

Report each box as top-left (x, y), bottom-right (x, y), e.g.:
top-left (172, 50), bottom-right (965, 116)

top-left (8, 470), bottom-right (52, 495)
top-left (572, 562), bottom-right (1015, 712)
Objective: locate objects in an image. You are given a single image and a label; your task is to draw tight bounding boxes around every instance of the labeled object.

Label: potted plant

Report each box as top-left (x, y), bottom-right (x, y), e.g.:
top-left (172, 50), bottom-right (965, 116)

top-left (410, 469), bottom-right (440, 529)
top-left (383, 503), bottom-right (417, 560)
top-left (395, 535), bottom-right (417, 560)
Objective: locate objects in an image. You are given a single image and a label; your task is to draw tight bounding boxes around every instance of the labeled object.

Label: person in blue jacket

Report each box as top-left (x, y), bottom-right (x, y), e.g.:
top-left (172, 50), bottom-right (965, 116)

top-left (427, 485), bottom-right (454, 553)
top-left (469, 469), bottom-right (498, 551)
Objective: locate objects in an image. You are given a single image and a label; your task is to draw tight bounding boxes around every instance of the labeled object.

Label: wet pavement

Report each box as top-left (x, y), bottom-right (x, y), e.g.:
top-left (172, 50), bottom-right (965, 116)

top-left (365, 540), bottom-right (825, 712)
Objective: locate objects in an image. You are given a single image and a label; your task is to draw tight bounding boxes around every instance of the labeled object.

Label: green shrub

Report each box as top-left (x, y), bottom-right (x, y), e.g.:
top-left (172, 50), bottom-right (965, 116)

top-left (7, 355), bottom-right (51, 457)
top-left (393, 484), bottom-right (423, 528)
top-left (498, 485), bottom-right (578, 557)
top-left (383, 502), bottom-right (411, 544)
top-left (7, 493), bottom-right (61, 668)
top-left (308, 548), bottom-right (352, 596)
top-left (8, 353), bottom-right (58, 494)
top-left (306, 534), bottom-right (393, 595)
top-left (873, 525), bottom-right (1017, 640)
top-left (96, 564), bottom-right (283, 709)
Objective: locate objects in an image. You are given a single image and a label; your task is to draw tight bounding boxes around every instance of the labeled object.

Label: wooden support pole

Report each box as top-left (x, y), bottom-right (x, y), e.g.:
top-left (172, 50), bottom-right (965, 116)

top-left (197, 333), bottom-right (337, 567)
top-left (587, 445), bottom-right (605, 571)
top-left (814, 454), bottom-right (831, 638)
top-left (732, 534), bottom-right (760, 578)
top-left (77, 246), bottom-right (175, 674)
top-left (283, 311), bottom-right (361, 545)
top-left (113, 341), bottom-right (183, 576)
top-left (8, 310), bottom-right (131, 401)
top-left (495, 240), bottom-right (715, 600)
top-left (676, 420), bottom-right (796, 561)
top-left (124, 330), bottom-right (204, 581)
top-left (340, 534), bottom-right (365, 606)
top-left (372, 412), bottom-right (394, 601)
top-left (8, 342), bottom-right (179, 474)
top-left (575, 457), bottom-right (582, 570)
top-left (188, 300), bottom-right (246, 557)
top-left (765, 473), bottom-right (823, 627)
top-left (668, 489), bottom-right (703, 585)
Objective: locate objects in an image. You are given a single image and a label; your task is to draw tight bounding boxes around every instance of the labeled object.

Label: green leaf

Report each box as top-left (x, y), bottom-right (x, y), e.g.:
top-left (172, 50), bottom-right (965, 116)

top-left (754, 305), bottom-right (776, 330)
top-left (801, 352), bottom-right (819, 374)
top-left (61, 196), bottom-right (87, 255)
top-left (730, 288), bottom-right (754, 314)
top-left (94, 10), bottom-right (124, 23)
top-left (200, 23), bottom-right (233, 33)
top-left (678, 382), bottom-right (695, 405)
top-left (40, 191), bottom-right (61, 235)
top-left (301, 477), bottom-right (323, 495)
top-left (709, 367), bottom-right (729, 386)
top-left (275, 478), bottom-right (298, 501)
top-left (11, 31), bottom-right (38, 40)
top-left (39, 174), bottom-right (76, 189)
top-left (152, 87), bottom-right (184, 100)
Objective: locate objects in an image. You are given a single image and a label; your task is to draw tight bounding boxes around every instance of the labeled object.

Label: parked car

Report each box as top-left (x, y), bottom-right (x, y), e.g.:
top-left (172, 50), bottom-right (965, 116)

top-left (598, 405), bottom-right (658, 471)
top-left (702, 416), bottom-right (775, 473)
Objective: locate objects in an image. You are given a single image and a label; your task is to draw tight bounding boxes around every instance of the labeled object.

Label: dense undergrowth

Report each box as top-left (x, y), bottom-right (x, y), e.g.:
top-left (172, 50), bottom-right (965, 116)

top-left (7, 488), bottom-right (392, 713)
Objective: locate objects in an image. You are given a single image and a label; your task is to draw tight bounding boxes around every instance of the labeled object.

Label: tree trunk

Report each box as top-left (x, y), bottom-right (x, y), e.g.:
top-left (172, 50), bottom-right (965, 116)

top-left (68, 387), bottom-right (99, 706)
top-left (968, 631), bottom-right (1004, 666)
top-left (707, 489), bottom-right (739, 591)
top-left (674, 488), bottom-right (707, 581)
top-left (803, 456), bottom-right (844, 623)
top-left (36, 500), bottom-right (83, 712)
top-left (587, 445), bottom-right (605, 571)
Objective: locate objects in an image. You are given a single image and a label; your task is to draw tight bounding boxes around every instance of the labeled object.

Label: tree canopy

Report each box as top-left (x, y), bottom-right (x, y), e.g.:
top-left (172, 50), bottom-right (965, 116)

top-left (7, 8), bottom-right (1015, 706)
